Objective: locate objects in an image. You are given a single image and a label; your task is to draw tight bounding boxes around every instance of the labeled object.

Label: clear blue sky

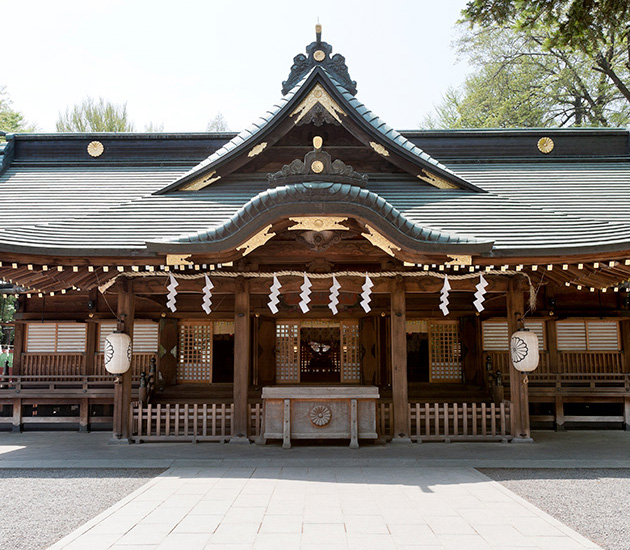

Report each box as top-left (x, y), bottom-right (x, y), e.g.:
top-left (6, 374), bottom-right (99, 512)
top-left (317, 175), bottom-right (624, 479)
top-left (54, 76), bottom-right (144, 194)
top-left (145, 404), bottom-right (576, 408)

top-left (2, 0), bottom-right (471, 132)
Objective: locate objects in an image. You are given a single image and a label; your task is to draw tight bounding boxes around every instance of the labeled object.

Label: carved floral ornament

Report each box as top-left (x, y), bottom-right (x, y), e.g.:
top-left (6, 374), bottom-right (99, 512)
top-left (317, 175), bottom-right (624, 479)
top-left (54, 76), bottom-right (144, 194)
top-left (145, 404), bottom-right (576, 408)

top-left (290, 83), bottom-right (347, 125)
top-left (310, 405), bottom-right (332, 427)
top-left (288, 217), bottom-right (349, 232)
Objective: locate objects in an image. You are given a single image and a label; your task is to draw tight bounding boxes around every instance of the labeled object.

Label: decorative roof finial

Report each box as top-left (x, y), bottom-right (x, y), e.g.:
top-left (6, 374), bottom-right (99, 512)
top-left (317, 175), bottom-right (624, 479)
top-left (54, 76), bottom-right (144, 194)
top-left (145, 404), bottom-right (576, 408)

top-left (281, 26), bottom-right (357, 96)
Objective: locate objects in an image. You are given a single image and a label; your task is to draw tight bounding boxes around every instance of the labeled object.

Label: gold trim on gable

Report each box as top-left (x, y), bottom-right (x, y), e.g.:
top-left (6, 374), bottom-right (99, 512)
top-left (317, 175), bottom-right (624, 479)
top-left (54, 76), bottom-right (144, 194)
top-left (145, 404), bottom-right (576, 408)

top-left (417, 172), bottom-right (458, 190)
top-left (180, 171), bottom-right (222, 191)
top-left (290, 83), bottom-right (346, 125)
top-left (288, 217), bottom-right (349, 232)
top-left (237, 224), bottom-right (276, 256)
top-left (361, 224), bottom-right (401, 257)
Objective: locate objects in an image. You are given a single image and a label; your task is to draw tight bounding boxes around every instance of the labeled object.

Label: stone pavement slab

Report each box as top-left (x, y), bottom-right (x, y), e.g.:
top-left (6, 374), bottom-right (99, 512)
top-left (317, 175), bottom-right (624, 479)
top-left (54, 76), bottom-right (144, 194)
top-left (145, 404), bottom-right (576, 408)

top-left (47, 465), bottom-right (601, 550)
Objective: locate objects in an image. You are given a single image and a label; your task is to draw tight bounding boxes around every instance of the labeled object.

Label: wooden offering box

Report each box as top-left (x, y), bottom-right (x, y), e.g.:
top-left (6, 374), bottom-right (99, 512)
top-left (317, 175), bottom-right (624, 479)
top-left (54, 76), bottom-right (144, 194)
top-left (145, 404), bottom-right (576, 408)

top-left (261, 386), bottom-right (379, 448)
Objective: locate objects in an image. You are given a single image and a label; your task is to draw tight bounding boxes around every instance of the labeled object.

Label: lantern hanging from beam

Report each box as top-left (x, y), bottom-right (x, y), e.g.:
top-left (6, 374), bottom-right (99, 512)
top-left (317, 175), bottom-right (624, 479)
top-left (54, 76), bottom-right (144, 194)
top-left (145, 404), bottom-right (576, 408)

top-left (104, 332), bottom-right (132, 374)
top-left (510, 329), bottom-right (539, 373)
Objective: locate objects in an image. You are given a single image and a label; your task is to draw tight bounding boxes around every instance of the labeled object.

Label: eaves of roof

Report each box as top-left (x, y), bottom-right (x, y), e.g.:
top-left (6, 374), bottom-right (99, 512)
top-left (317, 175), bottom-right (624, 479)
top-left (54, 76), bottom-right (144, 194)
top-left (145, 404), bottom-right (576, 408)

top-left (157, 67), bottom-right (482, 194)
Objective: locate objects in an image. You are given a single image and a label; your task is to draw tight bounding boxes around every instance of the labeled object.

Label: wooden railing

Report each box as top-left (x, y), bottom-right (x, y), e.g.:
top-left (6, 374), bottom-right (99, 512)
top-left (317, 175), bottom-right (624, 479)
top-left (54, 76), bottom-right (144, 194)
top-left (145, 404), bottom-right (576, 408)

top-left (21, 353), bottom-right (86, 376)
top-left (528, 373), bottom-right (630, 393)
top-left (558, 351), bottom-right (624, 373)
top-left (485, 351), bottom-right (550, 375)
top-left (378, 402), bottom-right (392, 437)
top-left (409, 401), bottom-right (511, 442)
top-left (129, 402), bottom-right (234, 442)
top-left (0, 374), bottom-right (116, 396)
top-left (250, 402), bottom-right (262, 437)
top-left (485, 350), bottom-right (624, 377)
top-left (95, 353), bottom-right (156, 377)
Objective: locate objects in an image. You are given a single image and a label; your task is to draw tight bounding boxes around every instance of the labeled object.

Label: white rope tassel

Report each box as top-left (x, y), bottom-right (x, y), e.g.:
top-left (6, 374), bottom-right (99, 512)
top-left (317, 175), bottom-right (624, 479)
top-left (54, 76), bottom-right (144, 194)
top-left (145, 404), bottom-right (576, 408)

top-left (473, 273), bottom-right (488, 312)
top-left (299, 273), bottom-right (312, 313)
top-left (202, 274), bottom-right (214, 314)
top-left (268, 274), bottom-right (281, 314)
top-left (329, 275), bottom-right (341, 315)
top-left (439, 275), bottom-right (451, 316)
top-left (360, 273), bottom-right (374, 313)
top-left (166, 274), bottom-right (179, 313)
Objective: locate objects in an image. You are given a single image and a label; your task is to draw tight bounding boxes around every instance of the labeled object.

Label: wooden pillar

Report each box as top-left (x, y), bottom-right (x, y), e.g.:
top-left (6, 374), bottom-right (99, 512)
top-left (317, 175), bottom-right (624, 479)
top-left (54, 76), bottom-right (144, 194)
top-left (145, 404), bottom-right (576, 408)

top-left (507, 278), bottom-right (532, 442)
top-left (158, 318), bottom-right (178, 386)
top-left (85, 322), bottom-right (97, 376)
top-left (547, 319), bottom-right (559, 372)
top-left (390, 277), bottom-right (410, 442)
top-left (11, 322), bottom-right (25, 376)
top-left (620, 320), bottom-right (630, 373)
top-left (231, 277), bottom-right (250, 443)
top-left (112, 279), bottom-right (135, 443)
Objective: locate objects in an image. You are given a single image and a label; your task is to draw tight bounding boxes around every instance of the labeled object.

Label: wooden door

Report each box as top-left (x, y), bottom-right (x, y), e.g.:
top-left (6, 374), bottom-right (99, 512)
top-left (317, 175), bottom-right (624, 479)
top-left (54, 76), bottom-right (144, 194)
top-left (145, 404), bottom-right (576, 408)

top-left (275, 321), bottom-right (300, 383)
top-left (340, 320), bottom-right (361, 383)
top-left (178, 321), bottom-right (213, 383)
top-left (428, 321), bottom-right (462, 383)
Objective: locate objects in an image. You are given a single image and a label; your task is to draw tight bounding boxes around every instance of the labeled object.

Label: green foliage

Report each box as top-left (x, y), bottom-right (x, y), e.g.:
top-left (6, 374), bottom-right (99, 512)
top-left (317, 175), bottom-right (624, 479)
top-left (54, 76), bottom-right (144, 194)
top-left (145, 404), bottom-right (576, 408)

top-left (461, 0), bottom-right (630, 104)
top-left (0, 296), bottom-right (16, 323)
top-left (56, 97), bottom-right (135, 132)
top-left (0, 86), bottom-right (35, 140)
top-left (422, 25), bottom-right (630, 129)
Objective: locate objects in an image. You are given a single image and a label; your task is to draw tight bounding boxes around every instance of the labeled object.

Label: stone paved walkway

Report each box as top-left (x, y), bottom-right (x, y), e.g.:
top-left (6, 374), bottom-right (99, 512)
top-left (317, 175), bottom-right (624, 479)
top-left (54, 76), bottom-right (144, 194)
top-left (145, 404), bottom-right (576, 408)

top-left (2, 431), bottom-right (625, 549)
top-left (48, 465), bottom-right (599, 550)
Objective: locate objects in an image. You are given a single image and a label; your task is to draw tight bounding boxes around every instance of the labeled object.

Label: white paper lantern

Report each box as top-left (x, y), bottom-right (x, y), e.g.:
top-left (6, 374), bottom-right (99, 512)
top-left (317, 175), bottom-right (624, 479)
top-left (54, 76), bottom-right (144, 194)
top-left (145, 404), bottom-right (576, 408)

top-left (510, 329), bottom-right (539, 372)
top-left (104, 332), bottom-right (132, 374)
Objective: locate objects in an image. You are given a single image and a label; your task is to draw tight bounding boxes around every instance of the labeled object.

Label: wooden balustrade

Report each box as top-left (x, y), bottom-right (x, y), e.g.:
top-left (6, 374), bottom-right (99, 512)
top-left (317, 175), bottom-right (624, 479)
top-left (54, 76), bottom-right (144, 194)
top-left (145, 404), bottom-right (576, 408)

top-left (94, 353), bottom-right (156, 376)
top-left (485, 350), bottom-right (624, 378)
top-left (0, 374), bottom-right (121, 397)
top-left (378, 401), bottom-right (392, 437)
top-left (250, 402), bottom-right (262, 437)
top-left (21, 353), bottom-right (86, 376)
top-left (129, 402), bottom-right (234, 442)
top-left (408, 401), bottom-right (511, 442)
top-left (558, 351), bottom-right (623, 374)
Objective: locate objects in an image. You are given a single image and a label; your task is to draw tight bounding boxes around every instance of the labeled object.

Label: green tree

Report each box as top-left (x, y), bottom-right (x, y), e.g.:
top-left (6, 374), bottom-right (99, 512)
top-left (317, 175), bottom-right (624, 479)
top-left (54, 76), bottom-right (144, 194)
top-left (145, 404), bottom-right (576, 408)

top-left (0, 86), bottom-right (35, 139)
top-left (422, 25), bottom-right (630, 128)
top-left (462, 0), bottom-right (630, 104)
top-left (56, 97), bottom-right (135, 132)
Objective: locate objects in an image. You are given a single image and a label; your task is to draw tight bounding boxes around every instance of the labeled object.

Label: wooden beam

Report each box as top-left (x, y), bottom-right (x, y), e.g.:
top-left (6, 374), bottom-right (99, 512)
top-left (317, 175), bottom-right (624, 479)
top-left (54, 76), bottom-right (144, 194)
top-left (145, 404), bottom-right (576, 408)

top-left (112, 279), bottom-right (135, 442)
top-left (231, 277), bottom-right (250, 444)
top-left (506, 278), bottom-right (531, 441)
top-left (390, 276), bottom-right (410, 442)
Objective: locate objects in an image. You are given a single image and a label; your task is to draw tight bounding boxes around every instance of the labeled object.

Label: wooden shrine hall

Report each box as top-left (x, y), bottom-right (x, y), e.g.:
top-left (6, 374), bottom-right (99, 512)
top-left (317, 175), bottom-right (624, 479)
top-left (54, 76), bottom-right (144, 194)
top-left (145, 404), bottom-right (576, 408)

top-left (2, 26), bottom-right (630, 445)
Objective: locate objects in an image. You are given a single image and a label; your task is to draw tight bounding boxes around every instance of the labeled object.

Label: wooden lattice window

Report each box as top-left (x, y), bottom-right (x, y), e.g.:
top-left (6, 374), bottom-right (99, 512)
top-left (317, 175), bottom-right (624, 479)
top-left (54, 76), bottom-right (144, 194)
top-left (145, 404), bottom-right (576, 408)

top-left (340, 320), bottom-right (361, 383)
top-left (428, 321), bottom-right (462, 383)
top-left (276, 321), bottom-right (300, 383)
top-left (557, 320), bottom-right (620, 351)
top-left (482, 319), bottom-right (546, 351)
top-left (98, 321), bottom-right (159, 353)
top-left (26, 323), bottom-right (86, 353)
top-left (178, 322), bottom-right (213, 383)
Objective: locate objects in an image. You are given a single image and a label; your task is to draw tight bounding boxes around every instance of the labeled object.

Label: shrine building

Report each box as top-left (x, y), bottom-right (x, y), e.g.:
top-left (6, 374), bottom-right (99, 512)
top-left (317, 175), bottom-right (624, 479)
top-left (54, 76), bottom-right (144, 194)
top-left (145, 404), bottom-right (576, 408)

top-left (2, 27), bottom-right (630, 445)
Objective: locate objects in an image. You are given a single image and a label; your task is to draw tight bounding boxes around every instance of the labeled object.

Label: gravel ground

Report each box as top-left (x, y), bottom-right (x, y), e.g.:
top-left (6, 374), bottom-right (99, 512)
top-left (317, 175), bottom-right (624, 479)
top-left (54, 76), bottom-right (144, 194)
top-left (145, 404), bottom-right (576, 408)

top-left (480, 468), bottom-right (630, 550)
top-left (0, 468), bottom-right (164, 550)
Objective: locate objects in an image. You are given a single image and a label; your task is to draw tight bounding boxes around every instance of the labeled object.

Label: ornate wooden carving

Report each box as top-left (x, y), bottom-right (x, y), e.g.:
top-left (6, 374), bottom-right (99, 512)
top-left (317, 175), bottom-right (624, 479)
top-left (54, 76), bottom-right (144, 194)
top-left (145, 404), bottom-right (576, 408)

top-left (282, 26), bottom-right (357, 96)
top-left (268, 137), bottom-right (368, 187)
top-left (288, 216), bottom-right (349, 232)
top-left (418, 171), bottom-right (458, 190)
top-left (361, 224), bottom-right (401, 257)
top-left (237, 224), bottom-right (276, 256)
top-left (290, 83), bottom-right (346, 125)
